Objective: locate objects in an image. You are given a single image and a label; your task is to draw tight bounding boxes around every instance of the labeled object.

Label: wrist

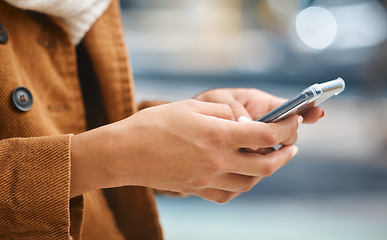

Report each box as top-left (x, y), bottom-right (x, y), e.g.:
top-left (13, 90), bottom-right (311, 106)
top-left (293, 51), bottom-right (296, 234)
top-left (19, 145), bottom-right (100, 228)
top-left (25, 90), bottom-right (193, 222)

top-left (69, 125), bottom-right (116, 198)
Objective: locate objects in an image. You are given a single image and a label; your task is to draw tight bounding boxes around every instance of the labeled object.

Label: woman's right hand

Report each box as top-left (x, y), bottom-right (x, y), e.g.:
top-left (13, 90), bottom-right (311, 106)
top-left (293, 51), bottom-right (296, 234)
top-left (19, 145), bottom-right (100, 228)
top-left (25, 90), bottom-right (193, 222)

top-left (70, 99), bottom-right (301, 203)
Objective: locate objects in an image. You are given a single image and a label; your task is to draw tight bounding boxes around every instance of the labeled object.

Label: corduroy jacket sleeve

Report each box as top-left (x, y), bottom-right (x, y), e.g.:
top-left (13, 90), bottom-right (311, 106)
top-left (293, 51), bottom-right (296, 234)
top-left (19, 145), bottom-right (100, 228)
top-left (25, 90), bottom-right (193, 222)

top-left (0, 3), bottom-right (87, 237)
top-left (0, 135), bottom-right (82, 239)
top-left (0, 1), bottom-right (164, 239)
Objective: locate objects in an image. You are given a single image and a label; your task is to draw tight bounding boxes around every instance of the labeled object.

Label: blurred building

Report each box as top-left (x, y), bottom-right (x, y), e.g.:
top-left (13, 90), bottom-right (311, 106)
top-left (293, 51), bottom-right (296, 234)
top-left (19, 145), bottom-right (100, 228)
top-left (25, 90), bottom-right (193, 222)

top-left (120, 0), bottom-right (387, 86)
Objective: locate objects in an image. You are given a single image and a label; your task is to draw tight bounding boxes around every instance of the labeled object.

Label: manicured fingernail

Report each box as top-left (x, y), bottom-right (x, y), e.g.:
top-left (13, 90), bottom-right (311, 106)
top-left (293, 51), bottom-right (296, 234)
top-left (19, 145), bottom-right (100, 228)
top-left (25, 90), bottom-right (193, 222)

top-left (238, 116), bottom-right (253, 123)
top-left (320, 110), bottom-right (325, 118)
top-left (297, 116), bottom-right (304, 126)
top-left (292, 146), bottom-right (299, 157)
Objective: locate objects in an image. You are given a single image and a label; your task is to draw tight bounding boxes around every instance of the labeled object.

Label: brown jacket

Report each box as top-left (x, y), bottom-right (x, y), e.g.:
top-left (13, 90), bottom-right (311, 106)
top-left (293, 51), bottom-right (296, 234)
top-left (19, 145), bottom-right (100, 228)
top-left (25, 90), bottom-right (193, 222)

top-left (0, 0), bottom-right (163, 239)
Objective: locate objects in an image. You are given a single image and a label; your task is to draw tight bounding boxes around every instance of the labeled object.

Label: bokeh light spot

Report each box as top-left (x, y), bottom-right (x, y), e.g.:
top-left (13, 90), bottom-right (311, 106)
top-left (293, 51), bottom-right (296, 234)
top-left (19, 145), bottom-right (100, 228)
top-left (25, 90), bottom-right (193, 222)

top-left (296, 6), bottom-right (337, 49)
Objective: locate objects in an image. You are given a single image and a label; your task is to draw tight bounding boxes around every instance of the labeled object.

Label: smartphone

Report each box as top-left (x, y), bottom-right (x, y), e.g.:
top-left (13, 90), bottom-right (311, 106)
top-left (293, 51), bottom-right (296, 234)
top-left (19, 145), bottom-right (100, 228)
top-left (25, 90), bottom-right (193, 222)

top-left (257, 78), bottom-right (345, 123)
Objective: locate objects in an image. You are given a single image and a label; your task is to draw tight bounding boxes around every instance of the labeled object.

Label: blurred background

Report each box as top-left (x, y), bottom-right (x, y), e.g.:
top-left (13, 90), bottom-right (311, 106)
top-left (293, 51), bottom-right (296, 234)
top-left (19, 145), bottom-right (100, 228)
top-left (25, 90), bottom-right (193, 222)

top-left (120, 0), bottom-right (387, 239)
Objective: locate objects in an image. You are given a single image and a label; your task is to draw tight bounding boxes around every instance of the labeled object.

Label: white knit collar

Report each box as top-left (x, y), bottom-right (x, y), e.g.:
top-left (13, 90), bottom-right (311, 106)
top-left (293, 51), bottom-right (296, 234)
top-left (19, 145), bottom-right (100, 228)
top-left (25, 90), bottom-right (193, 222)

top-left (4, 0), bottom-right (112, 45)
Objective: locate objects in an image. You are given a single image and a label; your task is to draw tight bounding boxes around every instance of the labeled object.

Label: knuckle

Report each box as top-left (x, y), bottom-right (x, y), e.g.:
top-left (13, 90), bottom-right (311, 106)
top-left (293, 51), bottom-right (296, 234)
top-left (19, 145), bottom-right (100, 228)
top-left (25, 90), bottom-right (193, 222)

top-left (220, 103), bottom-right (233, 113)
top-left (224, 104), bottom-right (234, 117)
top-left (181, 187), bottom-right (197, 195)
top-left (217, 103), bottom-right (234, 120)
top-left (184, 99), bottom-right (198, 106)
top-left (205, 157), bottom-right (225, 173)
top-left (283, 133), bottom-right (298, 146)
top-left (241, 184), bottom-right (253, 193)
top-left (262, 128), bottom-right (279, 146)
top-left (191, 178), bottom-right (210, 189)
top-left (206, 126), bottom-right (230, 148)
top-left (216, 192), bottom-right (233, 204)
top-left (261, 162), bottom-right (276, 176)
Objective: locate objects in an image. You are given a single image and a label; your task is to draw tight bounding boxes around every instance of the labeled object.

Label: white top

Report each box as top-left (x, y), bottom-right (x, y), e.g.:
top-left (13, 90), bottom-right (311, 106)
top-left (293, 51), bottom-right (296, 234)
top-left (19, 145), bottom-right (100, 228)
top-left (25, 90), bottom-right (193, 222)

top-left (4, 0), bottom-right (112, 45)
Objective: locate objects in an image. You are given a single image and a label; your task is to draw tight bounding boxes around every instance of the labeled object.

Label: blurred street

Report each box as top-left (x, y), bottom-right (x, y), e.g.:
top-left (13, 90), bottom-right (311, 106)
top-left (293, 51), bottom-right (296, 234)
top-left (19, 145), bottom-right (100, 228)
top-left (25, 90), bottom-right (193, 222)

top-left (121, 0), bottom-right (387, 239)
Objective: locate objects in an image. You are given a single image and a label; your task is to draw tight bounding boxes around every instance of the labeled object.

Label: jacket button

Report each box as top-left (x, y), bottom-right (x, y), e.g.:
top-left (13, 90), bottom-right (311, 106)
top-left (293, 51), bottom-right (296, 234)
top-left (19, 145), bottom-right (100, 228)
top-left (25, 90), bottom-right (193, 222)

top-left (12, 87), bottom-right (33, 112)
top-left (0, 23), bottom-right (8, 44)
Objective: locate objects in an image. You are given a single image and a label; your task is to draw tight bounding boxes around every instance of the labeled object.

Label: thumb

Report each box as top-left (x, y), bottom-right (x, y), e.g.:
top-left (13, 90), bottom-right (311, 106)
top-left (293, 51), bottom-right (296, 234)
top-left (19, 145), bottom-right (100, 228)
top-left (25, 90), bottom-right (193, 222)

top-left (228, 102), bottom-right (253, 122)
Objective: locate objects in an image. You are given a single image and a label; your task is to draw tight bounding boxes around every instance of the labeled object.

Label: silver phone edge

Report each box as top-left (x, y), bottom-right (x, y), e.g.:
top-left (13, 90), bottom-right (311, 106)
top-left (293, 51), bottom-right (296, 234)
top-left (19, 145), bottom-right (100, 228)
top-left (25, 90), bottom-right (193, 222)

top-left (268, 77), bottom-right (345, 122)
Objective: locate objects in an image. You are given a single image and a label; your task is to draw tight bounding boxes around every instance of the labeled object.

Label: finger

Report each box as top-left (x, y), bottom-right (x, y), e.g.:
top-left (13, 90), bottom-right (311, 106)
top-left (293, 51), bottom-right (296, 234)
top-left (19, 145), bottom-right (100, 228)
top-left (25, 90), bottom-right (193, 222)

top-left (280, 132), bottom-right (298, 146)
top-left (247, 95), bottom-right (287, 120)
top-left (229, 115), bottom-right (300, 149)
top-left (209, 173), bottom-right (263, 193)
top-left (194, 188), bottom-right (241, 204)
top-left (189, 100), bottom-right (235, 121)
top-left (229, 145), bottom-right (298, 177)
top-left (227, 101), bottom-right (253, 122)
top-left (300, 106), bottom-right (324, 123)
top-left (267, 97), bottom-right (287, 112)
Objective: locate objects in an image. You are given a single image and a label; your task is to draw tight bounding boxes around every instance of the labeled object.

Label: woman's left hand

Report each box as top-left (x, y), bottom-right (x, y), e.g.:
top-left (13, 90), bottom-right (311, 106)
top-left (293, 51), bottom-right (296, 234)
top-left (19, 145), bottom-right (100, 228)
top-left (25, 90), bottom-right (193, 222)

top-left (194, 88), bottom-right (324, 124)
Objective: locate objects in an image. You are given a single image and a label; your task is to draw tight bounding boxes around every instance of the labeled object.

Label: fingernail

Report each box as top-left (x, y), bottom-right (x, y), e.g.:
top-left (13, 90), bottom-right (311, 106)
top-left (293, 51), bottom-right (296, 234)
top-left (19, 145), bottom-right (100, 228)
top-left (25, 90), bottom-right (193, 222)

top-left (238, 116), bottom-right (253, 123)
top-left (292, 146), bottom-right (299, 157)
top-left (297, 116), bottom-right (304, 126)
top-left (320, 110), bottom-right (325, 118)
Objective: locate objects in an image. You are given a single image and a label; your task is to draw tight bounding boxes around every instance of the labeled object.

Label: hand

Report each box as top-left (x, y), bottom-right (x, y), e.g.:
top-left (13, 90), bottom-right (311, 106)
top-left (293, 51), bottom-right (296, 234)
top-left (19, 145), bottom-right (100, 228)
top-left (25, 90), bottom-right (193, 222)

top-left (194, 88), bottom-right (324, 124)
top-left (70, 99), bottom-right (301, 203)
